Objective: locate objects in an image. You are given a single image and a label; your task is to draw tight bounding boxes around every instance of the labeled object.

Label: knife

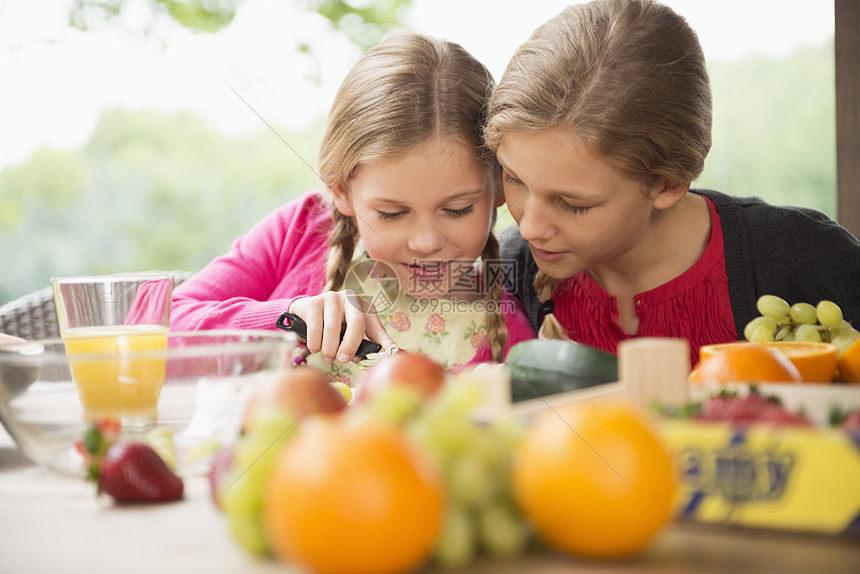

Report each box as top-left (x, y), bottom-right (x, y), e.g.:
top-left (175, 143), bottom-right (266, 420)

top-left (275, 312), bottom-right (383, 361)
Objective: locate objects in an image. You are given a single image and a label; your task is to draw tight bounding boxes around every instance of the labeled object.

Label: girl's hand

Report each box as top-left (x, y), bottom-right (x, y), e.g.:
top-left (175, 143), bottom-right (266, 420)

top-left (0, 333), bottom-right (26, 347)
top-left (289, 291), bottom-right (397, 363)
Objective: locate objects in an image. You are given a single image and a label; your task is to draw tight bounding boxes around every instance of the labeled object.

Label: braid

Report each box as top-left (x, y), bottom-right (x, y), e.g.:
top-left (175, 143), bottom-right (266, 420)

top-left (534, 271), bottom-right (571, 341)
top-left (297, 207), bottom-right (358, 363)
top-left (481, 224), bottom-right (509, 361)
top-left (324, 209), bottom-right (358, 292)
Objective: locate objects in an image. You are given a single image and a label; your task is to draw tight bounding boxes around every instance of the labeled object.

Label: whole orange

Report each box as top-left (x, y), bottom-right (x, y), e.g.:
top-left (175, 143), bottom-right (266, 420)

top-left (690, 342), bottom-right (803, 384)
top-left (513, 401), bottom-right (676, 558)
top-left (263, 418), bottom-right (444, 574)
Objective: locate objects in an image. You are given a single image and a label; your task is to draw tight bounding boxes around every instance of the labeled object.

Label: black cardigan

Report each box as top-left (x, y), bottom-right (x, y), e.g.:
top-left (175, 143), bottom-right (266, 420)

top-left (498, 188), bottom-right (860, 339)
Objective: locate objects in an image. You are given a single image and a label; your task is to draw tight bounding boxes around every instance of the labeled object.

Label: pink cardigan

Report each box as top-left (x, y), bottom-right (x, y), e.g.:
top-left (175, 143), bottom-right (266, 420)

top-left (171, 191), bottom-right (535, 363)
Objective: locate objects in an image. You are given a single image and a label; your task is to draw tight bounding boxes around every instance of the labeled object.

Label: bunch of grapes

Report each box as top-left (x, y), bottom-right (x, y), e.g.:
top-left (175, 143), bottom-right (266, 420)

top-left (414, 382), bottom-right (531, 568)
top-left (219, 412), bottom-right (298, 556)
top-left (369, 380), bottom-right (532, 569)
top-left (745, 295), bottom-right (860, 356)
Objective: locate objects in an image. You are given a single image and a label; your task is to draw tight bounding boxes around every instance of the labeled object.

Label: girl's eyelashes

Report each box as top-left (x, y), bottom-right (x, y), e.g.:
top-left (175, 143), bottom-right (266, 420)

top-left (376, 204), bottom-right (476, 220)
top-left (377, 210), bottom-right (405, 221)
top-left (558, 199), bottom-right (590, 215)
top-left (501, 170), bottom-right (590, 215)
top-left (445, 204), bottom-right (475, 217)
top-left (502, 172), bottom-right (523, 186)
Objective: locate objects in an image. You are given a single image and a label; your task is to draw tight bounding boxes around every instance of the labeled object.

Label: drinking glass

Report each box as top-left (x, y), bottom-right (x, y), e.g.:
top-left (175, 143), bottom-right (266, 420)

top-left (51, 273), bottom-right (174, 425)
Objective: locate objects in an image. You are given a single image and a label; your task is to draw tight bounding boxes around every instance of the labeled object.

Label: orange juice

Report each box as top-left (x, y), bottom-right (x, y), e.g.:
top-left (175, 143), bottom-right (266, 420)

top-left (63, 325), bottom-right (169, 422)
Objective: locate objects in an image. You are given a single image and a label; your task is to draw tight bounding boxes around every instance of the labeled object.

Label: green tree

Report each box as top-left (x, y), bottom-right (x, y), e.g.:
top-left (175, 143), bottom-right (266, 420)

top-left (0, 109), bottom-right (322, 303)
top-left (698, 40), bottom-right (835, 217)
top-left (70, 0), bottom-right (412, 49)
top-left (0, 14), bottom-right (837, 307)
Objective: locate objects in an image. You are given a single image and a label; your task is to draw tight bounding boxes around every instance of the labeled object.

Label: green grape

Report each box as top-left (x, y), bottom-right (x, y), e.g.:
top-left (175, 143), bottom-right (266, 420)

top-left (408, 423), bottom-right (448, 468)
top-left (743, 316), bottom-right (778, 341)
top-left (366, 386), bottom-right (422, 424)
top-left (757, 295), bottom-right (791, 322)
top-left (437, 379), bottom-right (484, 415)
top-left (774, 326), bottom-right (794, 341)
top-left (220, 468), bottom-right (269, 556)
top-left (816, 300), bottom-right (844, 327)
top-left (433, 506), bottom-right (476, 569)
top-left (831, 336), bottom-right (856, 358)
top-left (406, 374), bottom-right (527, 567)
top-left (830, 321), bottom-right (858, 339)
top-left (790, 302), bottom-right (818, 325)
top-left (424, 408), bottom-right (479, 457)
top-left (750, 327), bottom-right (775, 343)
top-left (477, 504), bottom-right (530, 560)
top-left (222, 411), bottom-right (296, 557)
top-left (794, 324), bottom-right (823, 342)
top-left (233, 412), bottom-right (296, 469)
top-left (145, 427), bottom-right (177, 470)
top-left (487, 416), bottom-right (524, 450)
top-left (186, 438), bottom-right (222, 465)
top-left (447, 455), bottom-right (494, 509)
top-left (329, 381), bottom-right (352, 403)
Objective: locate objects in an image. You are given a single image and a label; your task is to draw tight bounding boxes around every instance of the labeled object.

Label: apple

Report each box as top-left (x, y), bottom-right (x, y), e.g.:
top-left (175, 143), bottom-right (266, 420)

top-left (242, 366), bottom-right (347, 431)
top-left (354, 352), bottom-right (447, 403)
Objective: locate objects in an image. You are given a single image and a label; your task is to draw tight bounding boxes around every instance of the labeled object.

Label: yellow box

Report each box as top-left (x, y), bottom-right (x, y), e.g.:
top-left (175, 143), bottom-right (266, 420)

top-left (662, 420), bottom-right (860, 535)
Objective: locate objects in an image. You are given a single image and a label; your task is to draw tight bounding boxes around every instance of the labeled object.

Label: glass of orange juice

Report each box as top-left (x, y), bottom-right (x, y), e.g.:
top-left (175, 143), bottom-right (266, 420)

top-left (52, 273), bottom-right (174, 425)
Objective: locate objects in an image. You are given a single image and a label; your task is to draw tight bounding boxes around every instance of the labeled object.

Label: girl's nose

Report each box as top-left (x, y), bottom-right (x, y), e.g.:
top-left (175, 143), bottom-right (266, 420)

top-left (515, 195), bottom-right (555, 243)
top-left (407, 219), bottom-right (446, 255)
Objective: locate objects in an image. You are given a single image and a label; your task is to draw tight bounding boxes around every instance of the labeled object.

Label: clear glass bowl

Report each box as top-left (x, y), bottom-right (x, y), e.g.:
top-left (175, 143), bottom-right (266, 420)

top-left (0, 330), bottom-right (296, 477)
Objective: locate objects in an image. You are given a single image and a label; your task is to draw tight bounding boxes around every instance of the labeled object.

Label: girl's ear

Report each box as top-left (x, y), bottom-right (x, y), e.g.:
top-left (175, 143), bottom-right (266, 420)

top-left (651, 178), bottom-right (690, 211)
top-left (331, 184), bottom-right (355, 216)
top-left (487, 166), bottom-right (505, 207)
top-left (494, 186), bottom-right (506, 208)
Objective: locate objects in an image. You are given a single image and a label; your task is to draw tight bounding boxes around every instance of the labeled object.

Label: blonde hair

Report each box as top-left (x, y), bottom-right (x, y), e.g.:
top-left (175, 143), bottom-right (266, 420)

top-left (316, 33), bottom-right (508, 359)
top-left (485, 0), bottom-right (712, 340)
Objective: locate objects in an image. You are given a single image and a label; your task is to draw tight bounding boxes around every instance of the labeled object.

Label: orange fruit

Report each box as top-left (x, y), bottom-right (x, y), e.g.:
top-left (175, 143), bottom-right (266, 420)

top-left (512, 401), bottom-right (676, 558)
top-left (762, 342), bottom-right (838, 383)
top-left (838, 338), bottom-right (860, 383)
top-left (263, 418), bottom-right (444, 574)
top-left (691, 342), bottom-right (803, 384)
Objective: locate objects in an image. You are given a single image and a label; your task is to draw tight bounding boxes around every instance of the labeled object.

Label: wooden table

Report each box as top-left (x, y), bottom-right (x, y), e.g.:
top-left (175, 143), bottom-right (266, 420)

top-left (1, 428), bottom-right (858, 574)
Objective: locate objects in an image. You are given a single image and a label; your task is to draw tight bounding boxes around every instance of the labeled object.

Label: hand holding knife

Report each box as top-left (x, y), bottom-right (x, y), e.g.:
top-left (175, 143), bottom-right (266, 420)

top-left (276, 312), bottom-right (383, 361)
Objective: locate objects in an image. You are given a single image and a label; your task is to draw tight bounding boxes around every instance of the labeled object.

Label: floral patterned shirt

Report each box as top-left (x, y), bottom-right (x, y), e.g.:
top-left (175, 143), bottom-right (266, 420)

top-left (307, 250), bottom-right (534, 385)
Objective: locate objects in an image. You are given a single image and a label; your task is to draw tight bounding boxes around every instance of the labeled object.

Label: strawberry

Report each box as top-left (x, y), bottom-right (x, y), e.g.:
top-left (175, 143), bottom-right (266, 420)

top-left (723, 393), bottom-right (781, 423)
top-left (98, 442), bottom-right (184, 503)
top-left (756, 408), bottom-right (812, 428)
top-left (79, 417), bottom-right (184, 503)
top-left (697, 391), bottom-right (737, 421)
top-left (697, 389), bottom-right (796, 425)
top-left (208, 445), bottom-right (235, 509)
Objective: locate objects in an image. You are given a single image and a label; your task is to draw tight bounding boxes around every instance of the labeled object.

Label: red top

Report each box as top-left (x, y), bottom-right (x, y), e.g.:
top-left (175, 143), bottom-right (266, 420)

top-left (553, 196), bottom-right (737, 367)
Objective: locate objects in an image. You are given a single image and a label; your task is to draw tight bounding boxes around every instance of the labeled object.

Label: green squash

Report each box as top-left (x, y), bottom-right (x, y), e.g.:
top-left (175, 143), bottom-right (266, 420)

top-left (505, 339), bottom-right (618, 403)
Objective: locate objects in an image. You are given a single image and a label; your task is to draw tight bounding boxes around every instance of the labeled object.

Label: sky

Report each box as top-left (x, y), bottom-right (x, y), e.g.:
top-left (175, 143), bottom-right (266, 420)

top-left (0, 0), bottom-right (835, 171)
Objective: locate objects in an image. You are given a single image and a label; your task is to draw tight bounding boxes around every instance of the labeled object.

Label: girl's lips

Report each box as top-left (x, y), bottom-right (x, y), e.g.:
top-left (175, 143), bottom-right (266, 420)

top-left (530, 245), bottom-right (566, 262)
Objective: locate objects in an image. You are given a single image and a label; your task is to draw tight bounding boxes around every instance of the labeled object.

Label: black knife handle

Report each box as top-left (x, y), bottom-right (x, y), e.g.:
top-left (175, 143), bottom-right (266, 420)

top-left (276, 312), bottom-right (382, 360)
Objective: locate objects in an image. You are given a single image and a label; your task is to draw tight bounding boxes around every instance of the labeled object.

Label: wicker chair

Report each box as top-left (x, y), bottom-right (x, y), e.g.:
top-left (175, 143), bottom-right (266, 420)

top-left (0, 271), bottom-right (195, 340)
